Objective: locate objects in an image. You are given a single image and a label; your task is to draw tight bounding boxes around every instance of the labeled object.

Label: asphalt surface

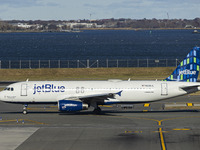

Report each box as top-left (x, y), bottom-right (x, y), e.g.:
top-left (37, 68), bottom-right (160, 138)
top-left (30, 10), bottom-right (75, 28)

top-left (0, 95), bottom-right (200, 150)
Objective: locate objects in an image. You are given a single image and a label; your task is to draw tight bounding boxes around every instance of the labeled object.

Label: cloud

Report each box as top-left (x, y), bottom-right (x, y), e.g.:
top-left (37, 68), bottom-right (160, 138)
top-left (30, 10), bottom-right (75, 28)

top-left (0, 0), bottom-right (199, 20)
top-left (84, 0), bottom-right (149, 9)
top-left (84, 0), bottom-right (199, 10)
top-left (84, 4), bottom-right (102, 8)
top-left (0, 0), bottom-right (40, 7)
top-left (84, 0), bottom-right (200, 19)
top-left (0, 0), bottom-right (59, 8)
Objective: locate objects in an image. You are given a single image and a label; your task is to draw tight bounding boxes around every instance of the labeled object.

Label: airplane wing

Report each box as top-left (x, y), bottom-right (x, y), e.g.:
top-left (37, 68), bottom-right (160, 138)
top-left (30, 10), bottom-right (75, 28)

top-left (180, 85), bottom-right (199, 93)
top-left (62, 90), bottom-right (123, 103)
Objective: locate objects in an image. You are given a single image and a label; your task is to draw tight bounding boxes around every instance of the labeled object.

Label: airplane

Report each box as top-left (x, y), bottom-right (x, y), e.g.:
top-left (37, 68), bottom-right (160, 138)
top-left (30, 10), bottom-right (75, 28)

top-left (0, 46), bottom-right (200, 114)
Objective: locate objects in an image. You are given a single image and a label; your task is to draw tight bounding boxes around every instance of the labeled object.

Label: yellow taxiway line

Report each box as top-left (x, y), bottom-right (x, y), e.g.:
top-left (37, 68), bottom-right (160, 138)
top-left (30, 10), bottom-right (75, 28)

top-left (159, 128), bottom-right (166, 150)
top-left (0, 119), bottom-right (46, 125)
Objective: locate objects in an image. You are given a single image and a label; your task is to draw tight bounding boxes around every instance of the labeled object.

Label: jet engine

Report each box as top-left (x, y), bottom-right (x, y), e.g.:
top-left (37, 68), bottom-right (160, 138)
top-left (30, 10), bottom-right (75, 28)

top-left (58, 100), bottom-right (88, 112)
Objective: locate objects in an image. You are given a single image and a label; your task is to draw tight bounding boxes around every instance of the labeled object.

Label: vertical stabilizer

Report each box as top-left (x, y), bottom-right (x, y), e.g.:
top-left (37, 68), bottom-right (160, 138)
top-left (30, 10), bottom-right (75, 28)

top-left (164, 47), bottom-right (200, 82)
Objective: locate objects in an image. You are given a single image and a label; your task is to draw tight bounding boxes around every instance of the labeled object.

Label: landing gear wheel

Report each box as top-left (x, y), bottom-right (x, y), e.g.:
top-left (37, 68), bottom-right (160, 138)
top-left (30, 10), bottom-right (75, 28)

top-left (23, 110), bottom-right (27, 115)
top-left (23, 104), bottom-right (28, 115)
top-left (93, 107), bottom-right (101, 114)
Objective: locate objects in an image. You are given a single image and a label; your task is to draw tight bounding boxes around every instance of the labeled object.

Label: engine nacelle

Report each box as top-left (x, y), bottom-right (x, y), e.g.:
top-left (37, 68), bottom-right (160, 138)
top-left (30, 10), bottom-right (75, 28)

top-left (58, 100), bottom-right (88, 112)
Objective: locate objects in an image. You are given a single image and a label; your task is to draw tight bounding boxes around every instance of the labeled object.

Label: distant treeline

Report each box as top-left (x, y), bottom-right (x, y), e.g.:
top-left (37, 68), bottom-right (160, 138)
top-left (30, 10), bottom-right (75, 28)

top-left (0, 18), bottom-right (200, 32)
top-left (0, 21), bottom-right (19, 31)
top-left (90, 18), bottom-right (200, 29)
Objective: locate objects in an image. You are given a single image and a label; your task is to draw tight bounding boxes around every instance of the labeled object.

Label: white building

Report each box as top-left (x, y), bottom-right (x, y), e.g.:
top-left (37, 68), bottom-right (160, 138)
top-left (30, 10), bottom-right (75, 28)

top-left (17, 23), bottom-right (32, 28)
top-left (14, 23), bottom-right (43, 29)
top-left (63, 22), bottom-right (98, 28)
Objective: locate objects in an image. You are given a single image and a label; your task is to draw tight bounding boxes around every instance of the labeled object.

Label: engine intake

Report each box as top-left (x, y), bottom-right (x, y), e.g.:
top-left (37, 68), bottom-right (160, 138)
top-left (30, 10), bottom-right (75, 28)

top-left (58, 100), bottom-right (88, 112)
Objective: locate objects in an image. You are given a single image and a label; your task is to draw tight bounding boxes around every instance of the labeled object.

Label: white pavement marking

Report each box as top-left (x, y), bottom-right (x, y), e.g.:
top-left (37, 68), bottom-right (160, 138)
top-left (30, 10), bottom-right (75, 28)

top-left (0, 127), bottom-right (38, 150)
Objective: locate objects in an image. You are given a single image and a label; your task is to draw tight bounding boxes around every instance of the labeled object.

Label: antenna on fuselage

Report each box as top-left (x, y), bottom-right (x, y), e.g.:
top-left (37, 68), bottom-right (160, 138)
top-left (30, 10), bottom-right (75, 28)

top-left (26, 78), bottom-right (29, 82)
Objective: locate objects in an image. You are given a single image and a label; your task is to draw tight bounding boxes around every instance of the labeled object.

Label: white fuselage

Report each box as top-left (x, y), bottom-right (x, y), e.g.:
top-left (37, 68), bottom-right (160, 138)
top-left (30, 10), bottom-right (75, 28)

top-left (0, 80), bottom-right (199, 104)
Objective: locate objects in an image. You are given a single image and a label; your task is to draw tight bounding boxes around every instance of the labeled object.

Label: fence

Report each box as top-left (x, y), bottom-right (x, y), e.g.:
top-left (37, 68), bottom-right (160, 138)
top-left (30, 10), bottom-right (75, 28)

top-left (0, 59), bottom-right (180, 69)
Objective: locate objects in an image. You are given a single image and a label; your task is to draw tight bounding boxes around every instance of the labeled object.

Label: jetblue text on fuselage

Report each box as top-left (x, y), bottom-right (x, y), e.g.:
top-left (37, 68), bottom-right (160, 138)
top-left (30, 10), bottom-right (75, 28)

top-left (33, 84), bottom-right (65, 94)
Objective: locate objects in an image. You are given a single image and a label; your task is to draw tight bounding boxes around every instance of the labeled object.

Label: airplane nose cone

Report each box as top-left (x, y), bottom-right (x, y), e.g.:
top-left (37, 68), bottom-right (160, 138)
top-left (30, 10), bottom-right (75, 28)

top-left (0, 93), bottom-right (2, 101)
top-left (0, 91), bottom-right (4, 101)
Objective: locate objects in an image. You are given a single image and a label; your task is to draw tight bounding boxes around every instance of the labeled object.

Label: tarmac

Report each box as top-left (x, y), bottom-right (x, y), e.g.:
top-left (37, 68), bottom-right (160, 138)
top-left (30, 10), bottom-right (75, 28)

top-left (0, 95), bottom-right (200, 150)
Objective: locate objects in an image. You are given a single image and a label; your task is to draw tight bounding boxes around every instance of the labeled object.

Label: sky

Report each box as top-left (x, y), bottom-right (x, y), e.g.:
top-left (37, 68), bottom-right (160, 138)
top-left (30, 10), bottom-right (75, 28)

top-left (0, 0), bottom-right (199, 20)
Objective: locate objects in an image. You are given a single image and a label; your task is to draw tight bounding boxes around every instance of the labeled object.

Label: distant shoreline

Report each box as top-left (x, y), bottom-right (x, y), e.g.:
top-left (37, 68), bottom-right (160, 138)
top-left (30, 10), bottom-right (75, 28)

top-left (81, 28), bottom-right (200, 30)
top-left (0, 28), bottom-right (199, 33)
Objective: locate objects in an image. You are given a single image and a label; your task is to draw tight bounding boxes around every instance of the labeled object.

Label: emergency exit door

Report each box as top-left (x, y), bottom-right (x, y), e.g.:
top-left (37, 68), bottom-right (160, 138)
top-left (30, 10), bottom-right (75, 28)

top-left (161, 83), bottom-right (168, 96)
top-left (21, 84), bottom-right (27, 96)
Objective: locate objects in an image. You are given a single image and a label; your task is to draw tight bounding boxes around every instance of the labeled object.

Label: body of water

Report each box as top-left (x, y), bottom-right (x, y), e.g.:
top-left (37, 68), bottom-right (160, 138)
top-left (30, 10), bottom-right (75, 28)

top-left (0, 30), bottom-right (199, 60)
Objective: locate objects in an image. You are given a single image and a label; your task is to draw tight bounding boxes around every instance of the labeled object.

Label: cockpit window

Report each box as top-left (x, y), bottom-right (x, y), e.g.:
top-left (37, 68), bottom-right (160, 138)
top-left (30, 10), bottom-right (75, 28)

top-left (4, 87), bottom-right (14, 91)
top-left (4, 88), bottom-right (8, 91)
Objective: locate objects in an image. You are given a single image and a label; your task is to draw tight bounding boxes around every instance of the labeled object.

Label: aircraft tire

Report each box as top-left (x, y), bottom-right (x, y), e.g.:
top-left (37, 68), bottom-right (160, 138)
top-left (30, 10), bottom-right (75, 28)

top-left (23, 110), bottom-right (28, 115)
top-left (93, 107), bottom-right (101, 114)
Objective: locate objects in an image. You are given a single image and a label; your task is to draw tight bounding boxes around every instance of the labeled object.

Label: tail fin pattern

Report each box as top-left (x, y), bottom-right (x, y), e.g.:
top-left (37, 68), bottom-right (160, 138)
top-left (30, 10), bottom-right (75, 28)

top-left (164, 47), bottom-right (200, 82)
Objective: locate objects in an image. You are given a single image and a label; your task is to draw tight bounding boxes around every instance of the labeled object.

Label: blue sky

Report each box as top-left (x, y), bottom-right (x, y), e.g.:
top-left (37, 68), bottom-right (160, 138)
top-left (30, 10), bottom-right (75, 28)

top-left (0, 0), bottom-right (199, 20)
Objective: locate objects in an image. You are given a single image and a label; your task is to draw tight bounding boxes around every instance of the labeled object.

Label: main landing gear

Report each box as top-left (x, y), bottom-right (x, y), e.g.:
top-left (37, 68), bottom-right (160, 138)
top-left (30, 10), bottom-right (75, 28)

top-left (23, 104), bottom-right (28, 115)
top-left (93, 107), bottom-right (101, 114)
top-left (91, 102), bottom-right (102, 114)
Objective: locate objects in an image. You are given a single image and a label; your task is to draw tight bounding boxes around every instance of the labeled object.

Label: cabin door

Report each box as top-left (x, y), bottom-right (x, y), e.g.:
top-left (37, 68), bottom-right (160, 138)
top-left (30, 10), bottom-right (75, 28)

top-left (21, 84), bottom-right (27, 96)
top-left (161, 83), bottom-right (168, 96)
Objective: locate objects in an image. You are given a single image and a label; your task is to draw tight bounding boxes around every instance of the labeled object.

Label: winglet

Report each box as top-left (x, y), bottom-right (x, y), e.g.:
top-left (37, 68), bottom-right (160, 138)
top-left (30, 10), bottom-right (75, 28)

top-left (116, 90), bottom-right (123, 96)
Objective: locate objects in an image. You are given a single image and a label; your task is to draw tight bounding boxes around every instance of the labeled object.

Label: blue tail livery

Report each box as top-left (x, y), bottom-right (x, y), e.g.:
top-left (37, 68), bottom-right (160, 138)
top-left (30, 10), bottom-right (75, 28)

top-left (164, 47), bottom-right (200, 82)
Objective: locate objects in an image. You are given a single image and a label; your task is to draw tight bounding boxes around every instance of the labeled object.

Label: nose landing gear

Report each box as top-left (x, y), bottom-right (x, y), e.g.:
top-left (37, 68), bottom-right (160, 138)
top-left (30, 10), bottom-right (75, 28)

top-left (23, 104), bottom-right (28, 114)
